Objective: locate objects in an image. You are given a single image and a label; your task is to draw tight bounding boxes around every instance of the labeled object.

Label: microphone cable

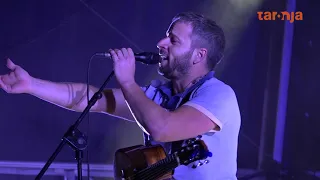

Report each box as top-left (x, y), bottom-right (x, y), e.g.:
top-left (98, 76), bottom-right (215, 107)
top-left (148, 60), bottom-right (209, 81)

top-left (78, 0), bottom-right (144, 178)
top-left (85, 53), bottom-right (96, 180)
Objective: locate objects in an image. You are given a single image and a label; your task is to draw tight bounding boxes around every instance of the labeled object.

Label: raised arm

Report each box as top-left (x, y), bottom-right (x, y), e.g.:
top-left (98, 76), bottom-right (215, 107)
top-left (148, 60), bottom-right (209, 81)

top-left (0, 58), bottom-right (134, 121)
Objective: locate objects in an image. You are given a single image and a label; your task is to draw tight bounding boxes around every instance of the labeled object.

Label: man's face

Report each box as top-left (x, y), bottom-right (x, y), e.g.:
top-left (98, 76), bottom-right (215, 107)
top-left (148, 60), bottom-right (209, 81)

top-left (156, 21), bottom-right (194, 79)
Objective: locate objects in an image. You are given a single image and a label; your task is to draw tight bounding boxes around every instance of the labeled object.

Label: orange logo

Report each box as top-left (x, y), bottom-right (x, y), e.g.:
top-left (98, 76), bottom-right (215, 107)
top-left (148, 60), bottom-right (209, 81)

top-left (257, 11), bottom-right (303, 23)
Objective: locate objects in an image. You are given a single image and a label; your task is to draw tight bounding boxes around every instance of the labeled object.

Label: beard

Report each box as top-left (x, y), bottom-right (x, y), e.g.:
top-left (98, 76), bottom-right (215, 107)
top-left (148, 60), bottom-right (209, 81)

top-left (158, 49), bottom-right (193, 79)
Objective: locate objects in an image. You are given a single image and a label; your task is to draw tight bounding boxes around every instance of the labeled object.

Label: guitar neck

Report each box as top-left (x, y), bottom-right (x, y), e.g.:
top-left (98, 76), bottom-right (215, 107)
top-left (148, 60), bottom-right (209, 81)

top-left (131, 154), bottom-right (179, 180)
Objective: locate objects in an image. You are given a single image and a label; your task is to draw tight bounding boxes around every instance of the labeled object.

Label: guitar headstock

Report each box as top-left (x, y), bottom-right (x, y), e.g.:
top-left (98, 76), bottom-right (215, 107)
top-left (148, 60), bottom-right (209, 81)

top-left (174, 135), bottom-right (212, 166)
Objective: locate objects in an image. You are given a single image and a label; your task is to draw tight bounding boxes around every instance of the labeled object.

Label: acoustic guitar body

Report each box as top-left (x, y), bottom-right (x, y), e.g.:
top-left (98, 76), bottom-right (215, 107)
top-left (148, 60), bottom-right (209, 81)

top-left (113, 136), bottom-right (212, 180)
top-left (113, 144), bottom-right (173, 180)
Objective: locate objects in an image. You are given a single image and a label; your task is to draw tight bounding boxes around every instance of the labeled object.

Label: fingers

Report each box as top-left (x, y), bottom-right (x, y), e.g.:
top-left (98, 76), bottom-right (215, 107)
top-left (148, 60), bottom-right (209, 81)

top-left (115, 49), bottom-right (125, 60)
top-left (0, 73), bottom-right (14, 86)
top-left (109, 48), bottom-right (134, 62)
top-left (6, 58), bottom-right (17, 70)
top-left (0, 76), bottom-right (4, 89)
top-left (127, 48), bottom-right (134, 57)
top-left (109, 49), bottom-right (118, 62)
top-left (127, 48), bottom-right (134, 62)
top-left (121, 48), bottom-right (128, 59)
top-left (0, 76), bottom-right (10, 93)
top-left (109, 49), bottom-right (124, 62)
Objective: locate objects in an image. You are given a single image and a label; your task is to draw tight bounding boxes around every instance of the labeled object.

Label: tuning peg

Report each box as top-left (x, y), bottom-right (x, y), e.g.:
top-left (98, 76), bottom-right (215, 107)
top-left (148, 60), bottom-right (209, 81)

top-left (191, 159), bottom-right (210, 169)
top-left (191, 161), bottom-right (203, 169)
top-left (186, 138), bottom-right (195, 144)
top-left (196, 135), bottom-right (202, 140)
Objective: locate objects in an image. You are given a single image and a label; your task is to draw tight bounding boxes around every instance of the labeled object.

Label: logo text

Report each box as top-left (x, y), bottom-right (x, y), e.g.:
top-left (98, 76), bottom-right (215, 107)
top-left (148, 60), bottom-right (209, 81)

top-left (257, 11), bottom-right (303, 23)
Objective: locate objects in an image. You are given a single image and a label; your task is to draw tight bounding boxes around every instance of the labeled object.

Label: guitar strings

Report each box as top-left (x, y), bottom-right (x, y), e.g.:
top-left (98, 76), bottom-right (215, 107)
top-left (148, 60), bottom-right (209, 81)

top-left (130, 153), bottom-right (175, 177)
top-left (129, 144), bottom-right (205, 179)
top-left (130, 158), bottom-right (178, 180)
top-left (127, 158), bottom-right (167, 179)
top-left (143, 161), bottom-right (178, 180)
top-left (152, 161), bottom-right (178, 179)
top-left (129, 161), bottom-right (173, 180)
top-left (133, 161), bottom-right (177, 180)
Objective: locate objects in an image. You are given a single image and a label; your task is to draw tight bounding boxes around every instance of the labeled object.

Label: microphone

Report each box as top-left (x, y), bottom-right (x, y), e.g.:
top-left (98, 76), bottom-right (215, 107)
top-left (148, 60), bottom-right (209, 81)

top-left (95, 52), bottom-right (161, 65)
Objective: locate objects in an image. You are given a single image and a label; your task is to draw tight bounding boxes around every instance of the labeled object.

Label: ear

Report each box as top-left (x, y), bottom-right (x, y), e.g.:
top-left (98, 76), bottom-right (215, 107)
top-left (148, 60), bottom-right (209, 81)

top-left (193, 48), bottom-right (207, 64)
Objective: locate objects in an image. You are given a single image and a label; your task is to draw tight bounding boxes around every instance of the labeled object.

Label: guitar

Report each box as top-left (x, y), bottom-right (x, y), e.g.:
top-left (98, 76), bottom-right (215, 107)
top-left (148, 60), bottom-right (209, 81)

top-left (113, 135), bottom-right (212, 180)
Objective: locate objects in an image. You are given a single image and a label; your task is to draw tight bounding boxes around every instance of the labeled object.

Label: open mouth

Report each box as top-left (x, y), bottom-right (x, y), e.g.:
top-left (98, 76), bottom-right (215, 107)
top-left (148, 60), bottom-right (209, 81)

top-left (159, 55), bottom-right (168, 67)
top-left (160, 55), bottom-right (168, 61)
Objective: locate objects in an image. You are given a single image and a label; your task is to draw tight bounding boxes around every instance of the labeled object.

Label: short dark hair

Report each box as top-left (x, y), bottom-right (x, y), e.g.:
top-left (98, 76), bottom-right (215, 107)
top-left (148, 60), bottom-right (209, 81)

top-left (171, 12), bottom-right (225, 69)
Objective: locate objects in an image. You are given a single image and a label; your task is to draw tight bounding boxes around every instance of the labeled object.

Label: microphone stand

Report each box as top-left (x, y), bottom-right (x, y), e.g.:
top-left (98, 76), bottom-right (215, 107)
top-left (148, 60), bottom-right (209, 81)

top-left (36, 71), bottom-right (115, 180)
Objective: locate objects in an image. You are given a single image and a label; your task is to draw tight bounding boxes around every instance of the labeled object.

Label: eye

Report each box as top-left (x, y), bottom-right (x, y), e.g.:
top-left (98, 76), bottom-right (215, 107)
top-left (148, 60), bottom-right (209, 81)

top-left (171, 38), bottom-right (178, 43)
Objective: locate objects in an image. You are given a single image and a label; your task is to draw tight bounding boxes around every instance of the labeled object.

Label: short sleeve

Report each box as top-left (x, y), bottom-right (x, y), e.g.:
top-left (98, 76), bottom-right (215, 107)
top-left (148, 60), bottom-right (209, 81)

top-left (183, 79), bottom-right (239, 132)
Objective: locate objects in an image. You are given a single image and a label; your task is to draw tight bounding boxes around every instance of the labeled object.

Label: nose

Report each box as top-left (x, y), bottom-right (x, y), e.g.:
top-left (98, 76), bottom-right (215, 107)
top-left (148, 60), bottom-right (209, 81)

top-left (156, 37), bottom-right (170, 52)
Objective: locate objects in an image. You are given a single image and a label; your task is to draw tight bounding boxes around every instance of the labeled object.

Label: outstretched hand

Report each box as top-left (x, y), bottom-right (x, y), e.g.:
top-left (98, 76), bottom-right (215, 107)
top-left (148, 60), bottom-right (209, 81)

top-left (109, 48), bottom-right (136, 87)
top-left (0, 58), bottom-right (33, 94)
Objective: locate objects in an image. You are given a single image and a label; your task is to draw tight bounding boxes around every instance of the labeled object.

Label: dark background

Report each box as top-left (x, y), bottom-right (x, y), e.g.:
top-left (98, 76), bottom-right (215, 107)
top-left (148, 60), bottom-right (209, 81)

top-left (0, 0), bottom-right (319, 179)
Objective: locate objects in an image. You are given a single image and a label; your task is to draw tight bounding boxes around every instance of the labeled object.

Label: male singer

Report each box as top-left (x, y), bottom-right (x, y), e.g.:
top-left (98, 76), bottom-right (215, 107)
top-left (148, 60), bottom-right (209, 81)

top-left (0, 12), bottom-right (241, 179)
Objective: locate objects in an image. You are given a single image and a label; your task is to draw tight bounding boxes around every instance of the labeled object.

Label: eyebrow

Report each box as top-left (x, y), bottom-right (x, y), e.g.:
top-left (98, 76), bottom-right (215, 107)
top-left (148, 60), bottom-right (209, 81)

top-left (166, 31), bottom-right (182, 42)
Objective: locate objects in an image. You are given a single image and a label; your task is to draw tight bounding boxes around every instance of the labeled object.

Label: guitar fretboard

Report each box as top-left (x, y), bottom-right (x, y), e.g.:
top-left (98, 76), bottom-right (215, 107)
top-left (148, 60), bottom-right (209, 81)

top-left (130, 154), bottom-right (179, 180)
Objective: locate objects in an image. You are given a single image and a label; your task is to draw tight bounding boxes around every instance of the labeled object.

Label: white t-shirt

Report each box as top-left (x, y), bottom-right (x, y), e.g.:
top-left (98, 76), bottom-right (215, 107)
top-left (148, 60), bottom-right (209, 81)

top-left (140, 72), bottom-right (241, 180)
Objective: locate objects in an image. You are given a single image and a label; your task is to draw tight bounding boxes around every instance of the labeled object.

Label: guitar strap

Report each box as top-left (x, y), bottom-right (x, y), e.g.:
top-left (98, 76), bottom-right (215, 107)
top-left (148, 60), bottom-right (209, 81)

top-left (169, 76), bottom-right (209, 154)
top-left (144, 71), bottom-right (215, 148)
top-left (170, 72), bottom-right (215, 176)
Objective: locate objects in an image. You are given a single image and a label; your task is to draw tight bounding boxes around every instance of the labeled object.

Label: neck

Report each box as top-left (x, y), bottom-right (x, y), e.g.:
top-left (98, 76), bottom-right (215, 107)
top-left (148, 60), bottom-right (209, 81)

top-left (172, 70), bottom-right (210, 94)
